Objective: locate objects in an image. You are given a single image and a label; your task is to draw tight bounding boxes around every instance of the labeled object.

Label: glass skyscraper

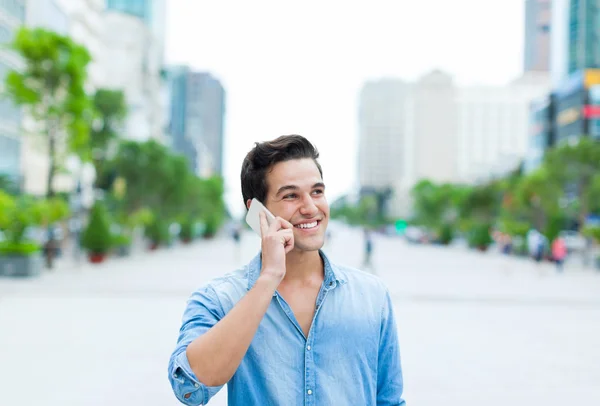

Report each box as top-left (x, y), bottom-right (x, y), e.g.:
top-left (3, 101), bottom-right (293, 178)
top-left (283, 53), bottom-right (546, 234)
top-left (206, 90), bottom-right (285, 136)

top-left (106, 0), bottom-right (151, 23)
top-left (568, 0), bottom-right (600, 73)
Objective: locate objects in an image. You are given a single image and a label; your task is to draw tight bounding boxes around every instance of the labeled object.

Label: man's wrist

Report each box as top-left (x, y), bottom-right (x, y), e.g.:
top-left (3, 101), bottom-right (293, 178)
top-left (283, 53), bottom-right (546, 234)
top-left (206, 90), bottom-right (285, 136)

top-left (255, 272), bottom-right (281, 292)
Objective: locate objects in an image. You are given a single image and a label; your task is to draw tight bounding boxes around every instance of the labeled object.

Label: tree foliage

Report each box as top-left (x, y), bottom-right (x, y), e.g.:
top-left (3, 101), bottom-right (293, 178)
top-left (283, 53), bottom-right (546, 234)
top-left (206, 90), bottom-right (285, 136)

top-left (4, 27), bottom-right (92, 197)
top-left (90, 89), bottom-right (127, 189)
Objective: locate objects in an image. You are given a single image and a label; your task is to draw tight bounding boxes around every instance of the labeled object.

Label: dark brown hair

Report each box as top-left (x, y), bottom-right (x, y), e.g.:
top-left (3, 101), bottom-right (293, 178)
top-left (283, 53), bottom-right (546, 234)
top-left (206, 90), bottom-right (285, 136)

top-left (241, 135), bottom-right (323, 207)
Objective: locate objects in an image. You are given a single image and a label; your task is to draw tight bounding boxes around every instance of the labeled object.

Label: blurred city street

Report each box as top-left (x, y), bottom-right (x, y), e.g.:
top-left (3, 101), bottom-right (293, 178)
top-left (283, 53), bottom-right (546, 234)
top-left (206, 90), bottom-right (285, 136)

top-left (1, 223), bottom-right (600, 406)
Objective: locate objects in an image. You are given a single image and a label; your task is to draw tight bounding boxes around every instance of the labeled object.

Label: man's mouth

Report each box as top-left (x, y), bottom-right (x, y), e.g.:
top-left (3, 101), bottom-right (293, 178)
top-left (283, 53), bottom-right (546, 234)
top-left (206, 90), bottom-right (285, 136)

top-left (294, 220), bottom-right (320, 229)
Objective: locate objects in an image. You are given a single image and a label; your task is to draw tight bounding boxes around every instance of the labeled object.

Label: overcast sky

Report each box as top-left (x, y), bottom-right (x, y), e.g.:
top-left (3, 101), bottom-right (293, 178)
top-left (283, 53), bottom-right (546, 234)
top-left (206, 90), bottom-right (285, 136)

top-left (165, 0), bottom-right (525, 217)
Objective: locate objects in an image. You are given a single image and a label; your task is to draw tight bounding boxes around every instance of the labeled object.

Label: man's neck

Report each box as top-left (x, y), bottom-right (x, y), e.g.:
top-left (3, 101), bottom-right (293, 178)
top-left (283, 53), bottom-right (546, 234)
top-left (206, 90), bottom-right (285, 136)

top-left (283, 250), bottom-right (324, 285)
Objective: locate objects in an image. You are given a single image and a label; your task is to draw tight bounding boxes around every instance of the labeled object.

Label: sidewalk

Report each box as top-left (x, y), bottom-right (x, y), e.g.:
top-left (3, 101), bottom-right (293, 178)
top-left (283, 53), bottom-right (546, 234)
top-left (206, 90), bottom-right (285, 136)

top-left (1, 228), bottom-right (599, 406)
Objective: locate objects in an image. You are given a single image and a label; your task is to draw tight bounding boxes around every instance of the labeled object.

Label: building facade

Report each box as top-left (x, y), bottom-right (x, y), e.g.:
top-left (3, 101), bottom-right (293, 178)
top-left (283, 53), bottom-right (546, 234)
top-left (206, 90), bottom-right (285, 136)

top-left (550, 0), bottom-right (570, 86)
top-left (166, 66), bottom-right (197, 172)
top-left (524, 0), bottom-right (552, 72)
top-left (103, 10), bottom-right (164, 142)
top-left (166, 67), bottom-right (226, 178)
top-left (568, 0), bottom-right (600, 74)
top-left (524, 95), bottom-right (555, 173)
top-left (20, 0), bottom-right (71, 196)
top-left (106, 0), bottom-right (151, 21)
top-left (0, 0), bottom-right (25, 186)
top-left (357, 71), bottom-right (550, 216)
top-left (412, 71), bottom-right (459, 184)
top-left (357, 79), bottom-right (412, 217)
top-left (56, 0), bottom-right (106, 90)
top-left (186, 72), bottom-right (226, 177)
top-left (554, 69), bottom-right (600, 143)
top-left (457, 72), bottom-right (551, 183)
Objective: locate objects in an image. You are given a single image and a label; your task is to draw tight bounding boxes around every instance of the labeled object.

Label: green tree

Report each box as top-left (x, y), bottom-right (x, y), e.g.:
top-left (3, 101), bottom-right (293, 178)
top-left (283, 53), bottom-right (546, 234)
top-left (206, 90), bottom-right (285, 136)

top-left (90, 89), bottom-right (127, 189)
top-left (4, 27), bottom-right (92, 197)
top-left (111, 140), bottom-right (182, 215)
top-left (4, 28), bottom-right (92, 268)
top-left (81, 201), bottom-right (112, 256)
top-left (544, 137), bottom-right (600, 227)
top-left (501, 167), bottom-right (562, 236)
top-left (0, 174), bottom-right (18, 195)
top-left (196, 176), bottom-right (226, 237)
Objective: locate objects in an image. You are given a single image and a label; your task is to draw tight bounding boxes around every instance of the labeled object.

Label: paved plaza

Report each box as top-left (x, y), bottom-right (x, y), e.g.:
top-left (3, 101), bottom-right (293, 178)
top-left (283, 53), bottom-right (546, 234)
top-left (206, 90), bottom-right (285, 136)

top-left (1, 223), bottom-right (600, 406)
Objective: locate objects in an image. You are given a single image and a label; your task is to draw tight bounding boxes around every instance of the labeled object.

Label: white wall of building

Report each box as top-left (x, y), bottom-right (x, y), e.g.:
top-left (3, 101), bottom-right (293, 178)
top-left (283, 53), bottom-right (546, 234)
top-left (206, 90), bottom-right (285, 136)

top-left (358, 79), bottom-right (410, 189)
top-left (0, 1), bottom-right (23, 187)
top-left (457, 72), bottom-right (550, 183)
top-left (56, 0), bottom-right (106, 90)
top-left (358, 71), bottom-right (550, 216)
top-left (21, 0), bottom-right (70, 196)
top-left (550, 0), bottom-right (569, 87)
top-left (103, 11), bottom-right (164, 142)
top-left (411, 71), bottom-right (459, 185)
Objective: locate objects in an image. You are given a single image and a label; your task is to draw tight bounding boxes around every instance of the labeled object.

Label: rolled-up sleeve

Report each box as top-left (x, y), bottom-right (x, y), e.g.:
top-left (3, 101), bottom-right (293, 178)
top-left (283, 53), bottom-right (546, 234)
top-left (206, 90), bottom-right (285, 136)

top-left (377, 289), bottom-right (406, 406)
top-left (168, 286), bottom-right (225, 405)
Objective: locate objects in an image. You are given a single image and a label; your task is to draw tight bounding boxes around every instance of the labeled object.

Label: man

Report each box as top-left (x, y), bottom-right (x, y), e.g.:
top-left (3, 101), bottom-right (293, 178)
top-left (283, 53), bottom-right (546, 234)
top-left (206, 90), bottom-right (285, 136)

top-left (168, 135), bottom-right (406, 405)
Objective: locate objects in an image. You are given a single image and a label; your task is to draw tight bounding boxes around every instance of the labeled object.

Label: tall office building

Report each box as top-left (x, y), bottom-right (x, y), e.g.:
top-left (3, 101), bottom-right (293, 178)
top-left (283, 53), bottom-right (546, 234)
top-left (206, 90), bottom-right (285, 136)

top-left (0, 1), bottom-right (25, 186)
top-left (56, 0), bottom-right (106, 89)
top-left (458, 72), bottom-right (550, 181)
top-left (568, 0), bottom-right (600, 74)
top-left (106, 0), bottom-right (166, 57)
top-left (166, 67), bottom-right (226, 177)
top-left (187, 72), bottom-right (226, 176)
top-left (357, 72), bottom-right (458, 217)
top-left (524, 0), bottom-right (552, 72)
top-left (412, 71), bottom-right (459, 184)
top-left (358, 71), bottom-right (550, 215)
top-left (106, 0), bottom-right (151, 20)
top-left (104, 0), bottom-right (166, 142)
top-left (358, 79), bottom-right (412, 216)
top-left (550, 0), bottom-right (570, 86)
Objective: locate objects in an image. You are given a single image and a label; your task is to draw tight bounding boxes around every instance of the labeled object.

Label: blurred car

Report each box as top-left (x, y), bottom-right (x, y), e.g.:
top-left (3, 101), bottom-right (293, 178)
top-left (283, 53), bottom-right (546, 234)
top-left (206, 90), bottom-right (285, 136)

top-left (404, 226), bottom-right (427, 244)
top-left (558, 230), bottom-right (587, 253)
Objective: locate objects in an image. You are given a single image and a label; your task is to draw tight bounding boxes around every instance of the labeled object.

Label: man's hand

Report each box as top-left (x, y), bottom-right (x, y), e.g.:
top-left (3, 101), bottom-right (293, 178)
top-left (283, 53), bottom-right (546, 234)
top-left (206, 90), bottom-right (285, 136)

top-left (259, 211), bottom-right (294, 284)
top-left (184, 211), bottom-right (294, 387)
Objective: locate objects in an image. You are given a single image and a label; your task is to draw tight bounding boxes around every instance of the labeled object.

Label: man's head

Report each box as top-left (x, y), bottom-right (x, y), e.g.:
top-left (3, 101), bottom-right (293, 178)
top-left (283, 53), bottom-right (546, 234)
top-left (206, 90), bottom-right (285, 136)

top-left (241, 135), bottom-right (328, 252)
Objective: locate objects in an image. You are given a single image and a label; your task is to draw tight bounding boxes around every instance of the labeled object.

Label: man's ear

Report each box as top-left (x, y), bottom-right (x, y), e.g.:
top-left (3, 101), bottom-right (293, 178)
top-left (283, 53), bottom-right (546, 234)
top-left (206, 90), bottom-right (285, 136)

top-left (246, 199), bottom-right (252, 210)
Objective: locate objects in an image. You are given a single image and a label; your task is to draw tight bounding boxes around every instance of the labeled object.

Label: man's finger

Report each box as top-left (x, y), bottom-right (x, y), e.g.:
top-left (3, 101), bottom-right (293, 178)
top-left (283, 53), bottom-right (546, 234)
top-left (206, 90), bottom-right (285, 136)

top-left (259, 211), bottom-right (269, 237)
top-left (271, 216), bottom-right (293, 231)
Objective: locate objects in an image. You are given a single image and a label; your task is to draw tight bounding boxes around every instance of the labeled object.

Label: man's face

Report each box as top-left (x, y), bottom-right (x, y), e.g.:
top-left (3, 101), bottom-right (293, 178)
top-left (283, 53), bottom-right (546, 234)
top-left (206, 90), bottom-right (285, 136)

top-left (262, 158), bottom-right (329, 252)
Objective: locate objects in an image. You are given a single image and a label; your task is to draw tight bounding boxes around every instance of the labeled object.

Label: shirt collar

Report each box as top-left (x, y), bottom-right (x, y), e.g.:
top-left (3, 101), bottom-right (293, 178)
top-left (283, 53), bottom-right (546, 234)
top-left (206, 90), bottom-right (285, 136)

top-left (246, 250), bottom-right (347, 292)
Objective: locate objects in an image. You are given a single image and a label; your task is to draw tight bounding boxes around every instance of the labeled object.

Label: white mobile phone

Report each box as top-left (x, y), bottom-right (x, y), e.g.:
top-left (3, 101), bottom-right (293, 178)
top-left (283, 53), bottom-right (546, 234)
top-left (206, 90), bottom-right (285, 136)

top-left (245, 198), bottom-right (276, 236)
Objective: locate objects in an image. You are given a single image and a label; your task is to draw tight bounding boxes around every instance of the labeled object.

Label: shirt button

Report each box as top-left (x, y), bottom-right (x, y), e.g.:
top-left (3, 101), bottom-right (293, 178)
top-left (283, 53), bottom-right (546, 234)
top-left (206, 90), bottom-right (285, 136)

top-left (194, 383), bottom-right (200, 388)
top-left (307, 345), bottom-right (311, 351)
top-left (307, 389), bottom-right (313, 395)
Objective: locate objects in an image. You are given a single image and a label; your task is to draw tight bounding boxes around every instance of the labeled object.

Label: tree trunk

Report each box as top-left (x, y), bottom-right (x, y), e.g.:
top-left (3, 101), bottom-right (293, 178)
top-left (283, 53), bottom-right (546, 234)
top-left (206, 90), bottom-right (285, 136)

top-left (45, 127), bottom-right (57, 269)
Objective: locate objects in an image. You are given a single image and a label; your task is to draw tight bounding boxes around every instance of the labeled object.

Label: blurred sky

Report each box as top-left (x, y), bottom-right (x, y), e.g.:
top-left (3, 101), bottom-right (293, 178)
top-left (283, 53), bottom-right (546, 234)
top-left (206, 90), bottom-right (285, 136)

top-left (165, 0), bottom-right (524, 218)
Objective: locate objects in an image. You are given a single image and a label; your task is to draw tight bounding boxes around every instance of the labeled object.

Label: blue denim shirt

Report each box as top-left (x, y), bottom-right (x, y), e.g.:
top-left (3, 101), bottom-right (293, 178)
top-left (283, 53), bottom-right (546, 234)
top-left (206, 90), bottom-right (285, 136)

top-left (168, 251), bottom-right (405, 405)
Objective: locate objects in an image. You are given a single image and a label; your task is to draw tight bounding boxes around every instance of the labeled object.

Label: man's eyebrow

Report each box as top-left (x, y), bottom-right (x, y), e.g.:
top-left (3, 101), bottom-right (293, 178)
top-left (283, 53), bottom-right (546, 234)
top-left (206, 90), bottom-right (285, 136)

top-left (275, 183), bottom-right (325, 196)
top-left (276, 185), bottom-right (298, 196)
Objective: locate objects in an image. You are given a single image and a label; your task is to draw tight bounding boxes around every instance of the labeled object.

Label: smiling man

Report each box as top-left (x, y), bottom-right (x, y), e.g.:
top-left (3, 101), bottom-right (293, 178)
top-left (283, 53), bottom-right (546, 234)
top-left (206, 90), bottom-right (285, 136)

top-left (168, 135), bottom-right (406, 406)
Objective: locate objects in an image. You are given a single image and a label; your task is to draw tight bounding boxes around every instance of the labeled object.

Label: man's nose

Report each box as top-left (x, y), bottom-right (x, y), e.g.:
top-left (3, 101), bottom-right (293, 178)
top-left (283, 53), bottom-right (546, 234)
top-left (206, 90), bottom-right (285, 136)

top-left (299, 194), bottom-right (318, 216)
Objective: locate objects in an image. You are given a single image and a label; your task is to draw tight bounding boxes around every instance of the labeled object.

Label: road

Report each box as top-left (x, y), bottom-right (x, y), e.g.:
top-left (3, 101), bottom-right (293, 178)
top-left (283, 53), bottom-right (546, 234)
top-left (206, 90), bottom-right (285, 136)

top-left (1, 223), bottom-right (599, 406)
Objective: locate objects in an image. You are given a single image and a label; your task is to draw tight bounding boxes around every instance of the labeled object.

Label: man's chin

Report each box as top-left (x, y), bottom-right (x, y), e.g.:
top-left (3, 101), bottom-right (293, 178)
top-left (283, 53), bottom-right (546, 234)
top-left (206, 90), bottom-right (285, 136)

top-left (293, 239), bottom-right (325, 252)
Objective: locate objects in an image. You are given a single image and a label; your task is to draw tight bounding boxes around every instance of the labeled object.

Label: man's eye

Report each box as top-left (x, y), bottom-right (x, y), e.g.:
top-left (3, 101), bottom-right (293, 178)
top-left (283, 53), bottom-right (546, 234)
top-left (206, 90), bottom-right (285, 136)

top-left (284, 194), bottom-right (297, 199)
top-left (313, 189), bottom-right (324, 195)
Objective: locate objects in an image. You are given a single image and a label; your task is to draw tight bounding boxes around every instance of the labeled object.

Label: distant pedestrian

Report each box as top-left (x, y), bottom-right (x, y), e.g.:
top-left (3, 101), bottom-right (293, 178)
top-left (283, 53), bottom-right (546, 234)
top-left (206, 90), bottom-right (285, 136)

top-left (232, 224), bottom-right (242, 263)
top-left (528, 230), bottom-right (545, 263)
top-left (552, 237), bottom-right (567, 272)
top-left (363, 229), bottom-right (374, 272)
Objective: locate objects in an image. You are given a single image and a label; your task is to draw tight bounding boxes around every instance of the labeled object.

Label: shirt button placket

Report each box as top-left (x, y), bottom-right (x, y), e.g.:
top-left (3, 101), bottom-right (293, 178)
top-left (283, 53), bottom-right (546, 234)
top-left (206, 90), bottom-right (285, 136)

top-left (305, 339), bottom-right (314, 405)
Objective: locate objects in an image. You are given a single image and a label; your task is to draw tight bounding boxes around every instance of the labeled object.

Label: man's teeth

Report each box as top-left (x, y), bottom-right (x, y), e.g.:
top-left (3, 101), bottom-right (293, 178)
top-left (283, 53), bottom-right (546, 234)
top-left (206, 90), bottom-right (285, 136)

top-left (296, 221), bottom-right (318, 229)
